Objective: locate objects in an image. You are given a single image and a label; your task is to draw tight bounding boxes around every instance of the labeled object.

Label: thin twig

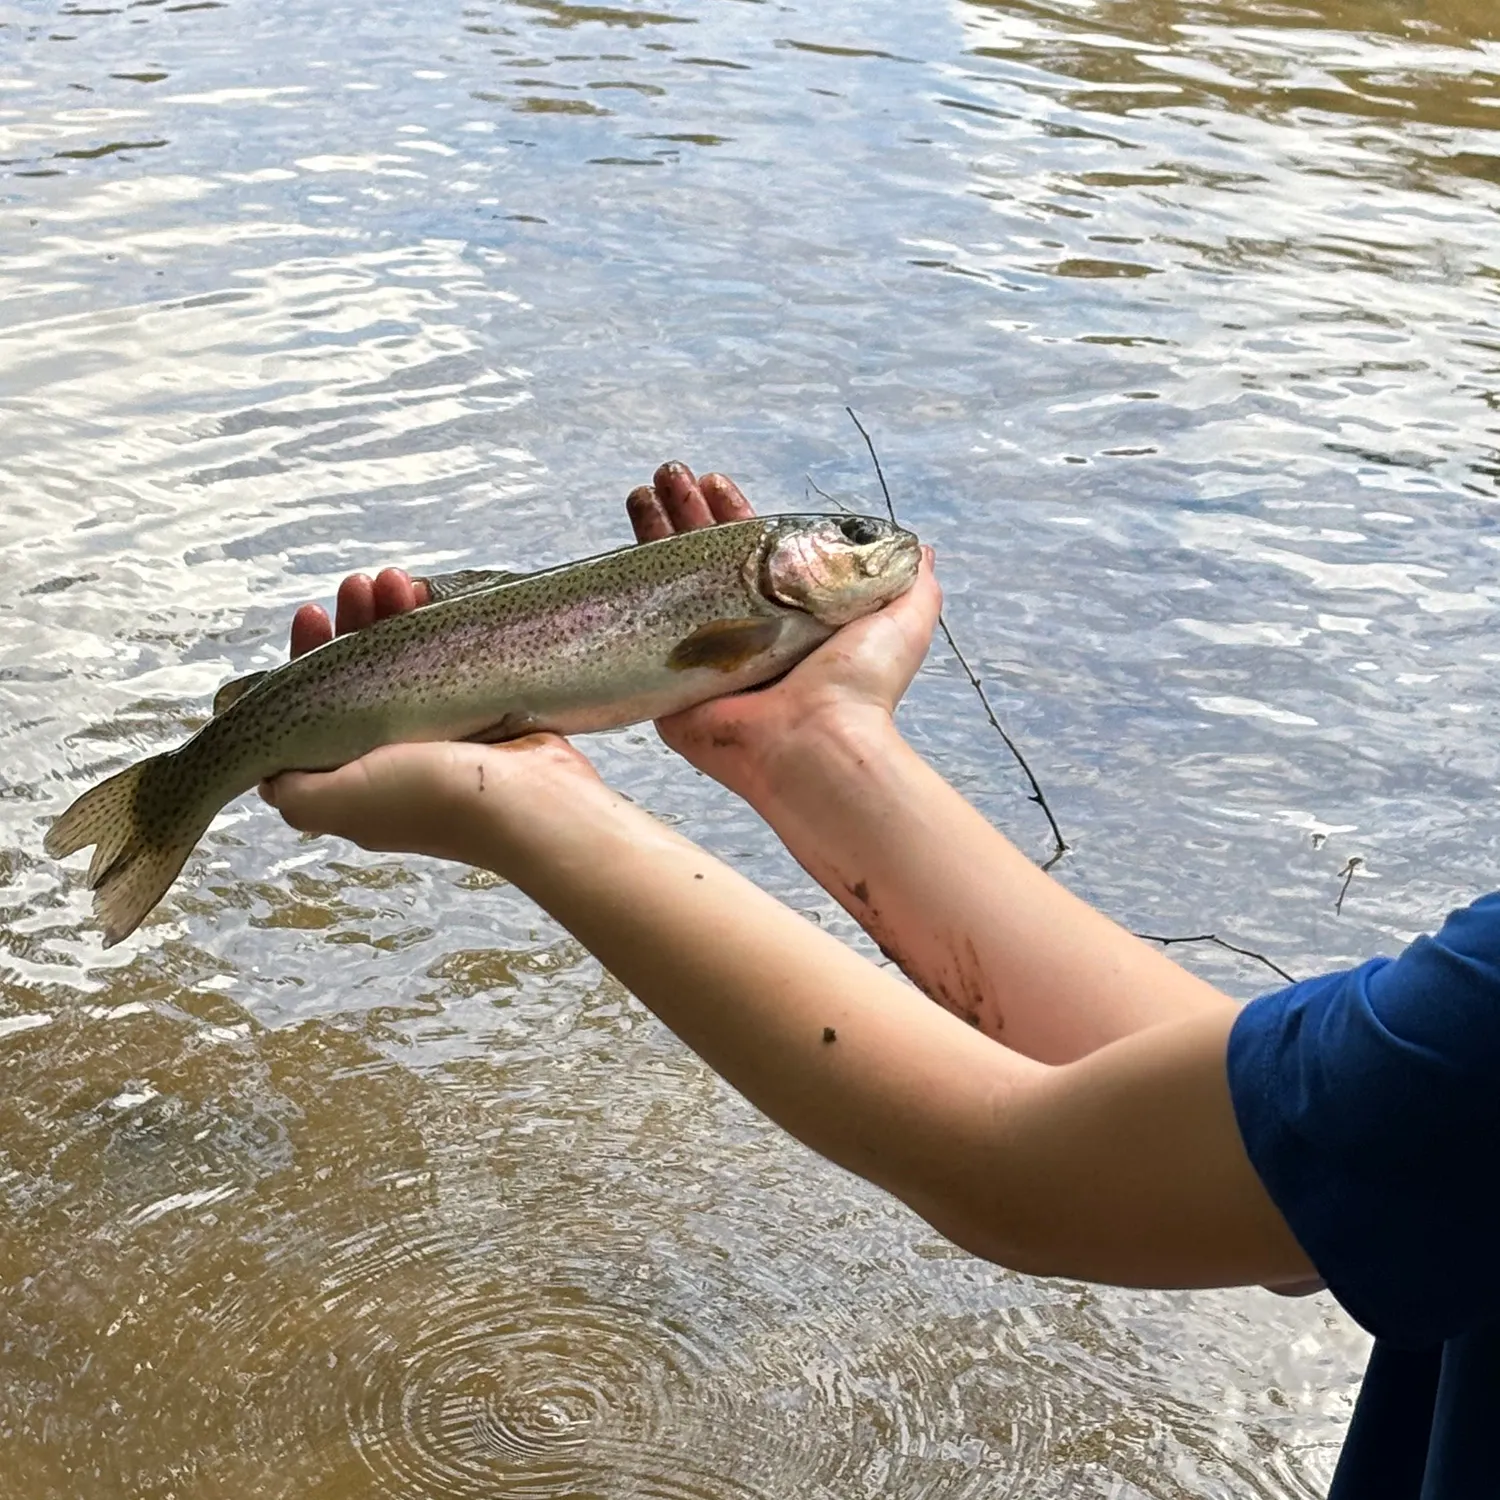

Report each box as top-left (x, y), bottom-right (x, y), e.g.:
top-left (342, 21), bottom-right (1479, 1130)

top-left (1334, 856), bottom-right (1363, 916)
top-left (935, 617), bottom-right (1068, 870)
top-left (846, 406), bottom-right (896, 526)
top-left (845, 405), bottom-right (1068, 869)
top-left (805, 474), bottom-right (853, 513)
top-left (1133, 931), bottom-right (1297, 985)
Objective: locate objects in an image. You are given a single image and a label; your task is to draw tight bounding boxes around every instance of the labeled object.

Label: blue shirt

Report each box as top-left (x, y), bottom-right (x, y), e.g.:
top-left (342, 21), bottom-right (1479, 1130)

top-left (1227, 894), bottom-right (1500, 1499)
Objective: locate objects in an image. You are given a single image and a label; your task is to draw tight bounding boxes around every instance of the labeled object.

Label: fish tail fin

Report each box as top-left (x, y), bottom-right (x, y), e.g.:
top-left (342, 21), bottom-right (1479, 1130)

top-left (44, 757), bottom-right (212, 948)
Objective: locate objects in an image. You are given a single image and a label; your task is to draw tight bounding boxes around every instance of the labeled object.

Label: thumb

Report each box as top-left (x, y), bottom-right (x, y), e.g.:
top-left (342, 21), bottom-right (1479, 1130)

top-left (259, 763), bottom-right (371, 835)
top-left (912, 547), bottom-right (941, 617)
top-left (883, 548), bottom-right (942, 646)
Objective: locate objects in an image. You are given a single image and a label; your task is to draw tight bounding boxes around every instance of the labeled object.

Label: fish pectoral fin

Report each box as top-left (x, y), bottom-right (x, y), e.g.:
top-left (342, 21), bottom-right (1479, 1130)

top-left (667, 617), bottom-right (783, 673)
top-left (416, 567), bottom-right (528, 604)
top-left (212, 669), bottom-right (270, 716)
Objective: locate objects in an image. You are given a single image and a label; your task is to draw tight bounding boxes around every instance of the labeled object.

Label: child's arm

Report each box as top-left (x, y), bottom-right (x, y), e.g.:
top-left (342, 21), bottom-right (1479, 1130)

top-left (634, 463), bottom-right (1241, 1064)
top-left (266, 729), bottom-right (1313, 1290)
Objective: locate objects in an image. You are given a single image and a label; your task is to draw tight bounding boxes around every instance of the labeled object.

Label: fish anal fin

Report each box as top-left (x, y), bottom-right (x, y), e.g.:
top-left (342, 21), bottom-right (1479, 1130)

top-left (667, 618), bottom-right (782, 674)
top-left (212, 670), bottom-right (270, 717)
top-left (465, 712), bottom-right (540, 745)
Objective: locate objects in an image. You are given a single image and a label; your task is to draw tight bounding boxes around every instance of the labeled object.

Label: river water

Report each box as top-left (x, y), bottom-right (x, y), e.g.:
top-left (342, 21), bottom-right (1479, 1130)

top-left (1, 0), bottom-right (1496, 1495)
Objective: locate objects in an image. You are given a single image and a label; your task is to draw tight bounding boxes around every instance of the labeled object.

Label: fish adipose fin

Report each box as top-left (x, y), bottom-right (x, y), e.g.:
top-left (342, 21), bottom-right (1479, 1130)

top-left (44, 757), bottom-right (213, 948)
top-left (417, 567), bottom-right (527, 604)
top-left (667, 618), bottom-right (782, 673)
top-left (212, 669), bottom-right (269, 716)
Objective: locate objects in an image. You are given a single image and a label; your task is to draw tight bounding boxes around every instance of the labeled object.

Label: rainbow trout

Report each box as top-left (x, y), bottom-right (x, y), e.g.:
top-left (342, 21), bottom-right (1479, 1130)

top-left (46, 513), bottom-right (920, 947)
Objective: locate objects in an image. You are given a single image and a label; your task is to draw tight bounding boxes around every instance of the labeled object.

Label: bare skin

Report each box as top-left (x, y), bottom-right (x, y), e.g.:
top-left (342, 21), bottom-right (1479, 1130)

top-left (271, 461), bottom-right (1317, 1291)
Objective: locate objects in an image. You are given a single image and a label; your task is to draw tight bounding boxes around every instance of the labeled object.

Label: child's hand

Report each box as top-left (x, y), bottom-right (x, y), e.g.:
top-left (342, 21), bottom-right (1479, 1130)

top-left (270, 568), bottom-right (604, 866)
top-left (269, 461), bottom-right (940, 848)
top-left (261, 733), bottom-right (605, 870)
top-left (627, 463), bottom-right (941, 802)
top-left (286, 566), bottom-right (431, 657)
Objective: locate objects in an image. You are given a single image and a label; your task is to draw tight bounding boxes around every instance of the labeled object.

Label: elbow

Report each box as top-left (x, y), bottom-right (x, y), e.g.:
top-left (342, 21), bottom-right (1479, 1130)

top-left (904, 1192), bottom-right (1057, 1278)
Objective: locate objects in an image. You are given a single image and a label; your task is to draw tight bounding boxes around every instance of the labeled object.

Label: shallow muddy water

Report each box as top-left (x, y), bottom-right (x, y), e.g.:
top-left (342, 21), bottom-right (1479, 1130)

top-left (1, 0), bottom-right (1496, 1494)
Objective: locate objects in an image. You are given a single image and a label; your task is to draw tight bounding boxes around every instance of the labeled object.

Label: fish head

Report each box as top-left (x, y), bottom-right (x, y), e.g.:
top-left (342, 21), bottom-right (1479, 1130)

top-left (759, 514), bottom-right (921, 627)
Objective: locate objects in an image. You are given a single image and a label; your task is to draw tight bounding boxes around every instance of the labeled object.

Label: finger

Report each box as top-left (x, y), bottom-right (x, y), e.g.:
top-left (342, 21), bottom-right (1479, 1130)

top-left (335, 574), bottom-right (376, 636)
top-left (262, 762), bottom-right (366, 835)
top-left (373, 567), bottom-right (420, 620)
top-left (290, 603), bottom-right (333, 659)
top-left (627, 484), bottom-right (674, 544)
top-left (699, 473), bottom-right (756, 524)
top-left (653, 461), bottom-right (715, 532)
top-left (261, 770), bottom-right (323, 832)
top-left (901, 549), bottom-right (944, 624)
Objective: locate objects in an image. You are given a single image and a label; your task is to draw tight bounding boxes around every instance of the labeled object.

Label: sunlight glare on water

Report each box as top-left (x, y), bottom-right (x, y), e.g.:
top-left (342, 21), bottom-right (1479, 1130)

top-left (1, 0), bottom-right (1496, 1494)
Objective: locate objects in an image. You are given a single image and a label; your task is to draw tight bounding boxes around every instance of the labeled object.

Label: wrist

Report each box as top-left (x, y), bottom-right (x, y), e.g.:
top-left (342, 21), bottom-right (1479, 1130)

top-left (738, 702), bottom-right (904, 814)
top-left (447, 740), bottom-right (619, 870)
top-left (482, 768), bottom-right (691, 917)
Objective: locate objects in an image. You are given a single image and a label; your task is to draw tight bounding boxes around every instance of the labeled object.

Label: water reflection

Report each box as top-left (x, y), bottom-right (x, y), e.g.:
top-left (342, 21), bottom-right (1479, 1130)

top-left (3, 0), bottom-right (1496, 1493)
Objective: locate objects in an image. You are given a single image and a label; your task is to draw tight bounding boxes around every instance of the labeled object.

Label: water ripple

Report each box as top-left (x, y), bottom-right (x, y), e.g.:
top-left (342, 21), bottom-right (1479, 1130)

top-left (4, 0), bottom-right (1492, 1492)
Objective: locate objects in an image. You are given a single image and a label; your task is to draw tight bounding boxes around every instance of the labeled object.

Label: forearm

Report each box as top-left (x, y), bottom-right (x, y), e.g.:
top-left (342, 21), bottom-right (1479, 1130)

top-left (474, 772), bottom-right (1047, 1242)
top-left (463, 772), bottom-right (1308, 1290)
top-left (738, 709), bottom-right (1236, 1064)
top-left (266, 739), bottom-right (1307, 1288)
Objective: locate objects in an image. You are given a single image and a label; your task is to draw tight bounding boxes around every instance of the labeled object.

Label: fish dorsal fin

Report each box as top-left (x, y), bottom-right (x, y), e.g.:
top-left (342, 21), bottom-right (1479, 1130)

top-left (417, 567), bottom-right (528, 604)
top-left (667, 618), bottom-right (783, 673)
top-left (211, 567), bottom-right (525, 715)
top-left (212, 669), bottom-right (270, 716)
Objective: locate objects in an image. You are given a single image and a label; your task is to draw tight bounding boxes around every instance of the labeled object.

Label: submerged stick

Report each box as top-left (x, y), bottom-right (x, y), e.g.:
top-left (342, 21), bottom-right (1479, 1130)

top-left (838, 411), bottom-right (1299, 980)
top-left (1335, 856), bottom-right (1363, 916)
top-left (1132, 931), bottom-right (1297, 986)
top-left (844, 406), bottom-right (1069, 869)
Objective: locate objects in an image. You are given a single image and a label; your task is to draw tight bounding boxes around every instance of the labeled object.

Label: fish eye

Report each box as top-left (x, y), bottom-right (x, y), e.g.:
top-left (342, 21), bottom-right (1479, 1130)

top-left (837, 516), bottom-right (884, 546)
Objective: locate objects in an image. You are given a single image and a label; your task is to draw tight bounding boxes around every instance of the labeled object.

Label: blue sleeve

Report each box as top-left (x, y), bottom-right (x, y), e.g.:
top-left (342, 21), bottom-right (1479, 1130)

top-left (1228, 893), bottom-right (1500, 1349)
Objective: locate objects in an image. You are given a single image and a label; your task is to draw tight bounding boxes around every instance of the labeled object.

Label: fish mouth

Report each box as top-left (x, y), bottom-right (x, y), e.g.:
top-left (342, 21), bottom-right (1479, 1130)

top-left (868, 530), bottom-right (921, 583)
top-left (851, 532), bottom-right (921, 616)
